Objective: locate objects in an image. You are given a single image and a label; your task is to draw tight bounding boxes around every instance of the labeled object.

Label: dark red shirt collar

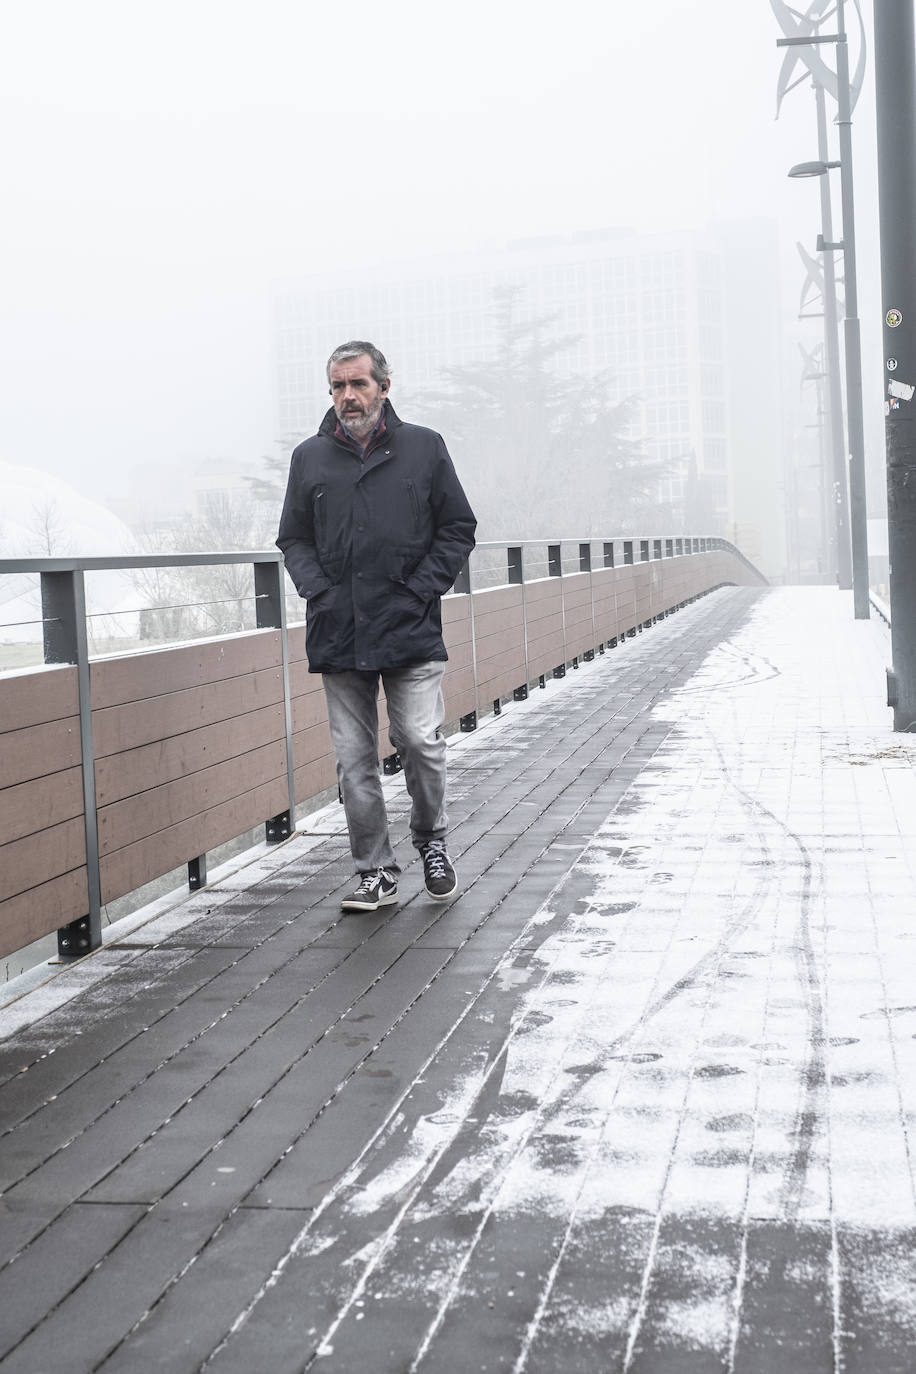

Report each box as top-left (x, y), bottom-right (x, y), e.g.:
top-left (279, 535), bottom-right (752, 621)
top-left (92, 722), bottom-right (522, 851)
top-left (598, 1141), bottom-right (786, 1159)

top-left (335, 412), bottom-right (387, 458)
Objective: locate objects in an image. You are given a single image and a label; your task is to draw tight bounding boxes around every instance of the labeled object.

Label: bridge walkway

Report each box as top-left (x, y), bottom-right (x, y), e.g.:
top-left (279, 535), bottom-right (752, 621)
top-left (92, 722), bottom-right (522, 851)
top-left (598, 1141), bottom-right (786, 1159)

top-left (1, 584), bottom-right (913, 1372)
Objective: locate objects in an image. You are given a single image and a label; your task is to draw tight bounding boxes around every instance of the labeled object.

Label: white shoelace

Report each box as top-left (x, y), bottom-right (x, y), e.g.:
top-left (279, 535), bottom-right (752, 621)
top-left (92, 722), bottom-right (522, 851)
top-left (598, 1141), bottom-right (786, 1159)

top-left (424, 845), bottom-right (449, 879)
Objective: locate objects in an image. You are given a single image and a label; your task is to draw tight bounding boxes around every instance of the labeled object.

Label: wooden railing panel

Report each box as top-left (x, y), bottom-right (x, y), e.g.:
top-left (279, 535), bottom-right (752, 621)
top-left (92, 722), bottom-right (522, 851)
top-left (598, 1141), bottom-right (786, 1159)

top-left (93, 666), bottom-right (285, 758)
top-left (442, 599), bottom-right (475, 721)
top-left (0, 767), bottom-right (83, 847)
top-left (476, 657), bottom-right (527, 707)
top-left (2, 718), bottom-right (83, 789)
top-left (0, 664), bottom-right (78, 733)
top-left (562, 574), bottom-right (595, 660)
top-left (591, 568), bottom-right (619, 644)
top-left (442, 593), bottom-right (472, 629)
top-left (475, 640), bottom-right (527, 705)
top-left (524, 579), bottom-right (564, 679)
top-left (100, 776), bottom-right (289, 904)
top-left (288, 625), bottom-right (338, 797)
top-left (90, 630), bottom-right (283, 708)
top-left (1, 816), bottom-right (86, 906)
top-left (443, 663), bottom-right (477, 721)
top-left (292, 719), bottom-right (333, 769)
top-left (92, 631), bottom-right (290, 901)
top-left (0, 543), bottom-right (768, 958)
top-left (97, 741), bottom-right (288, 857)
top-left (95, 704), bottom-right (286, 807)
top-left (0, 665), bottom-right (87, 953)
top-left (291, 685), bottom-right (330, 736)
top-left (293, 756), bottom-right (338, 805)
top-left (470, 586), bottom-right (526, 705)
top-left (0, 871), bottom-right (89, 961)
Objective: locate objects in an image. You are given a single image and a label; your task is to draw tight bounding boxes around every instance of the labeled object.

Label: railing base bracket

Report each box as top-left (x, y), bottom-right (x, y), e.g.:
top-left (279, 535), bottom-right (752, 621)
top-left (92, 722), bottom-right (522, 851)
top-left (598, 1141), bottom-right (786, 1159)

top-left (266, 811), bottom-right (292, 844)
top-left (189, 855), bottom-right (208, 889)
top-left (57, 916), bottom-right (96, 960)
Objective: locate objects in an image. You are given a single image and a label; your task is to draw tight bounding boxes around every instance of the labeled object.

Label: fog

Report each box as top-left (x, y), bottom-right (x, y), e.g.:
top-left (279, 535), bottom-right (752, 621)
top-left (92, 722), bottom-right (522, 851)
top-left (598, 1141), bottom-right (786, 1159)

top-left (0, 0), bottom-right (886, 563)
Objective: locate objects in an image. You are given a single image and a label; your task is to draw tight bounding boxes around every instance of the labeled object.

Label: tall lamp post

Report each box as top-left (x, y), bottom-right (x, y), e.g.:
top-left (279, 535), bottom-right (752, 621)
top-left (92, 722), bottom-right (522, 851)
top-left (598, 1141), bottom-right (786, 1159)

top-left (873, 2), bottom-right (916, 728)
top-left (776, 0), bottom-right (870, 619)
top-left (799, 340), bottom-right (830, 579)
top-left (787, 141), bottom-right (869, 618)
top-left (793, 82), bottom-right (850, 590)
top-left (796, 239), bottom-right (841, 580)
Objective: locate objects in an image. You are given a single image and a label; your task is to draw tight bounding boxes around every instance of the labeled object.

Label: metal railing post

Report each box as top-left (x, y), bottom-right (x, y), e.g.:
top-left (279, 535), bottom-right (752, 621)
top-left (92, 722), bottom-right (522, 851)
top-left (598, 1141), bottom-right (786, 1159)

top-left (255, 559), bottom-right (294, 842)
top-left (459, 557), bottom-right (478, 732)
top-left (40, 570), bottom-right (102, 958)
top-left (514, 546), bottom-right (530, 698)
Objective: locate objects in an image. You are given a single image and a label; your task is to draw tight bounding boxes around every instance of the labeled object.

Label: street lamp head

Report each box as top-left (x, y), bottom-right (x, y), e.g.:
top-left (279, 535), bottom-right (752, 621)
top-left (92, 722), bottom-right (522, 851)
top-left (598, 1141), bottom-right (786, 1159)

top-left (788, 159), bottom-right (842, 178)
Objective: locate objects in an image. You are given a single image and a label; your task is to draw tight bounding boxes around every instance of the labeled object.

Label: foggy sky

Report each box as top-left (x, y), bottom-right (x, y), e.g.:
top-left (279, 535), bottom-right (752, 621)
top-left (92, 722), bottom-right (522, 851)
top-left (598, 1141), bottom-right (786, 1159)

top-left (0, 0), bottom-right (884, 510)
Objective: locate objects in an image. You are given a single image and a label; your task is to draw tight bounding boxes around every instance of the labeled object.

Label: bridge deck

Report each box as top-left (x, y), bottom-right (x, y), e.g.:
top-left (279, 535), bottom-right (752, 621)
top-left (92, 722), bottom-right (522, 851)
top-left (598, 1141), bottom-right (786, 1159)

top-left (1, 585), bottom-right (913, 1373)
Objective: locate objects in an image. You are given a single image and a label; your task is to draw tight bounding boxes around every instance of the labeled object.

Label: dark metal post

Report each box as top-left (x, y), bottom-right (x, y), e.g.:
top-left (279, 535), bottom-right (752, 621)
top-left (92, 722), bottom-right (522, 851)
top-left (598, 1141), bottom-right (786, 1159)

top-left (815, 82), bottom-right (850, 588)
top-left (835, 0), bottom-right (870, 618)
top-left (255, 559), bottom-right (294, 840)
top-left (452, 559), bottom-right (471, 595)
top-left (188, 855), bottom-right (207, 890)
top-left (874, 0), bottom-right (916, 727)
top-left (41, 570), bottom-right (102, 957)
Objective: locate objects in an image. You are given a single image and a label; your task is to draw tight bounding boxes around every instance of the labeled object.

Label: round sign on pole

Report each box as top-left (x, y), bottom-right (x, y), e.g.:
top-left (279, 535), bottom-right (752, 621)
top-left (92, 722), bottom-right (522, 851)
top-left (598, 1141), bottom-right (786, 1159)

top-left (887, 308), bottom-right (903, 328)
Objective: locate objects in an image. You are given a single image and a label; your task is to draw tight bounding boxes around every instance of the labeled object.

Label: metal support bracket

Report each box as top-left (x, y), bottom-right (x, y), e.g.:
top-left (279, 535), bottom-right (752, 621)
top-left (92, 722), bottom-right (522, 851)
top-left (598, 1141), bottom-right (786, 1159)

top-left (460, 711), bottom-right (477, 732)
top-left (383, 753), bottom-right (402, 776)
top-left (266, 811), bottom-right (292, 844)
top-left (513, 684), bottom-right (529, 701)
top-left (189, 855), bottom-right (208, 889)
top-left (57, 915), bottom-right (94, 961)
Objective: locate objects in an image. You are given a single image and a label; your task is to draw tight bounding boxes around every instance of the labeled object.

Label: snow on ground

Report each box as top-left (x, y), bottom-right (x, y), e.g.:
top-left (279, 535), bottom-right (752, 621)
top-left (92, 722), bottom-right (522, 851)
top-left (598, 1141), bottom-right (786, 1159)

top-left (328, 588), bottom-right (916, 1254)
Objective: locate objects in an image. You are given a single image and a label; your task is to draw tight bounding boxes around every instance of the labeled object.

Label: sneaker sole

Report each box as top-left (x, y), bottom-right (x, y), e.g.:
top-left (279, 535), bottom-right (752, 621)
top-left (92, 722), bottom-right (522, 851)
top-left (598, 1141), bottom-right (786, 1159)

top-left (425, 882), bottom-right (458, 902)
top-left (340, 892), bottom-right (399, 912)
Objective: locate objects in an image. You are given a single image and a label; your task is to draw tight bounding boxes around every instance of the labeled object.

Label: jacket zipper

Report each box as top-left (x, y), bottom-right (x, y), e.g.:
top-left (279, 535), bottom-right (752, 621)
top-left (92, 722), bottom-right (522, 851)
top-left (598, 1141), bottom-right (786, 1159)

top-left (406, 479), bottom-right (421, 533)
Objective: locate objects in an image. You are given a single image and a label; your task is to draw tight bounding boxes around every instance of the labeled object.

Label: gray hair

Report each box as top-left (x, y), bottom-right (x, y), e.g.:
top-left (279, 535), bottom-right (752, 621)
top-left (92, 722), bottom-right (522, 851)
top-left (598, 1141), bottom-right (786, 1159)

top-left (326, 341), bottom-right (392, 387)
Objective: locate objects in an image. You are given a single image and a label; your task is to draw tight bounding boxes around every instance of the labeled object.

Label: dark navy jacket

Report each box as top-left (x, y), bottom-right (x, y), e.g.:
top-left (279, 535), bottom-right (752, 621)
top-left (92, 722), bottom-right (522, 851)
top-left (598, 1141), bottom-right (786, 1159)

top-left (277, 401), bottom-right (477, 673)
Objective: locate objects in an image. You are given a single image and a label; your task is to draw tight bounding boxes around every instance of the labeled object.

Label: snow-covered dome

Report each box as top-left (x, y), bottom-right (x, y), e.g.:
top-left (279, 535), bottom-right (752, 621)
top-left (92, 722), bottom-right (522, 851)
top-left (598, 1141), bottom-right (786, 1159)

top-left (0, 462), bottom-right (140, 647)
top-left (0, 461), bottom-right (137, 559)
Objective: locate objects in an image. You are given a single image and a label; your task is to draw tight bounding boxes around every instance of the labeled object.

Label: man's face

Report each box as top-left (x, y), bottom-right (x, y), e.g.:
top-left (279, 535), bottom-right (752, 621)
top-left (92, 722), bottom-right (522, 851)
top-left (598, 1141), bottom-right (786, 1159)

top-left (329, 354), bottom-right (387, 438)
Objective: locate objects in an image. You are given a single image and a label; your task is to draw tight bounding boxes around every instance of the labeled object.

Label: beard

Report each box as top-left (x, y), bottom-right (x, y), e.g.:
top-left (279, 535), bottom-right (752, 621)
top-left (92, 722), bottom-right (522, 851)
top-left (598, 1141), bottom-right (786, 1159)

top-left (338, 396), bottom-right (384, 438)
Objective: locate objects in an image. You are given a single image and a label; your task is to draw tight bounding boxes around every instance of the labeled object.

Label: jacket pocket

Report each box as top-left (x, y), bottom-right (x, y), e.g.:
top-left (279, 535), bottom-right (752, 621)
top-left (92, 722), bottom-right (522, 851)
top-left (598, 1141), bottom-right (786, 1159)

top-left (391, 543), bottom-right (426, 583)
top-left (312, 487), bottom-right (327, 544)
top-left (406, 479), bottom-right (422, 534)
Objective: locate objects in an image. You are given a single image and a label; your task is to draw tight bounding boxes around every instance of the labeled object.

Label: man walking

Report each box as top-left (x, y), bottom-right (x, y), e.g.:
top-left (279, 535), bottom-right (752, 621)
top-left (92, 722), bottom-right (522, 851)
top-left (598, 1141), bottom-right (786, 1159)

top-left (277, 342), bottom-right (477, 911)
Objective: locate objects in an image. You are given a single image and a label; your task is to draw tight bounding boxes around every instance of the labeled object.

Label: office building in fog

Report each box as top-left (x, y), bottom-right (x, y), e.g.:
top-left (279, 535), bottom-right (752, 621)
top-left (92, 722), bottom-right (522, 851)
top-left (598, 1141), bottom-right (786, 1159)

top-left (275, 222), bottom-right (785, 578)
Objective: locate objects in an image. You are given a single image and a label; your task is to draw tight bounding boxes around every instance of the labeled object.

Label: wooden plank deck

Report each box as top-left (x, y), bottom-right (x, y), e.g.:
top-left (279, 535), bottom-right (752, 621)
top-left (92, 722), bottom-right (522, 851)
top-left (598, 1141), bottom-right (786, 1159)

top-left (2, 586), bottom-right (912, 1373)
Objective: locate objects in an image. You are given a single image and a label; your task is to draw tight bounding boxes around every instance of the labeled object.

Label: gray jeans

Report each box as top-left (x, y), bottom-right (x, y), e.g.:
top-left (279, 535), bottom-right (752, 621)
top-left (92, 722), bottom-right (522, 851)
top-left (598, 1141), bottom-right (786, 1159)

top-left (322, 661), bottom-right (448, 876)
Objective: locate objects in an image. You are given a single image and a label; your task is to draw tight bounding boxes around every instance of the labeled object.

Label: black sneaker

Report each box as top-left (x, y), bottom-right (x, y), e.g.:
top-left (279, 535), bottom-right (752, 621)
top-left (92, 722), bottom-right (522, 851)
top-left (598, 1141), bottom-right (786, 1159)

top-left (420, 840), bottom-right (458, 900)
top-left (340, 869), bottom-right (399, 912)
